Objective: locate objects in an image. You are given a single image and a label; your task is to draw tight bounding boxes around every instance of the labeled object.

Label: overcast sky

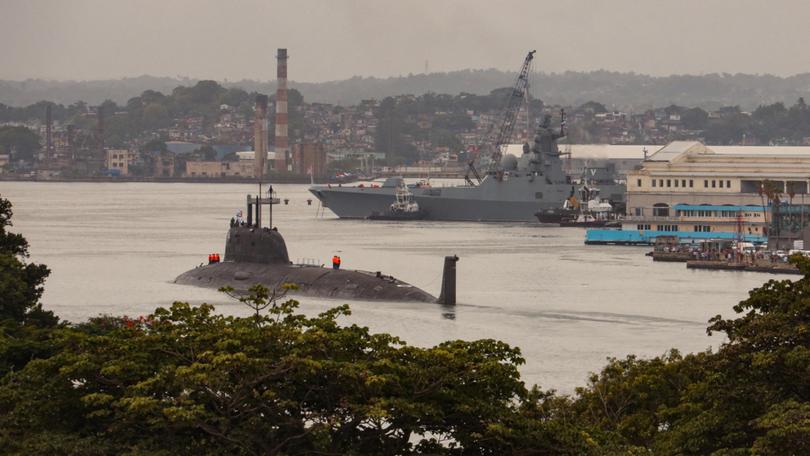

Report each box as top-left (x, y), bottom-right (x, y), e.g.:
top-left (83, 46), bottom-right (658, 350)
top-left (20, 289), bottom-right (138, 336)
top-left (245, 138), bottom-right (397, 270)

top-left (2, 0), bottom-right (809, 82)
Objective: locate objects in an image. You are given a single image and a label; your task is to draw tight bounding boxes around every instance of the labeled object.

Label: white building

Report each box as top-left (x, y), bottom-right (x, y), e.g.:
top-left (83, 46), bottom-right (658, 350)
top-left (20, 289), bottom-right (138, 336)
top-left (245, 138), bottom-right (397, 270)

top-left (613, 141), bottom-right (810, 242)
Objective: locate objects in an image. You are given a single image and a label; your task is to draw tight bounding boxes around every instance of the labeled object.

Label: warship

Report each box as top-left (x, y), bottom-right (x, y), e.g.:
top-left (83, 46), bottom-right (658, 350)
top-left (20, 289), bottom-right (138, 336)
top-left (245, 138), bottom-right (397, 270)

top-left (310, 51), bottom-right (625, 222)
top-left (310, 116), bottom-right (626, 222)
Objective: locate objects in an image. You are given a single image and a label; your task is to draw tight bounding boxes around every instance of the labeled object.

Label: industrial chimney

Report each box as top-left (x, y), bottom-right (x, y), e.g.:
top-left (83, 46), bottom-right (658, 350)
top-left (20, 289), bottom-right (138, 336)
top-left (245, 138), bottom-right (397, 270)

top-left (45, 104), bottom-right (53, 166)
top-left (253, 94), bottom-right (269, 178)
top-left (275, 48), bottom-right (289, 171)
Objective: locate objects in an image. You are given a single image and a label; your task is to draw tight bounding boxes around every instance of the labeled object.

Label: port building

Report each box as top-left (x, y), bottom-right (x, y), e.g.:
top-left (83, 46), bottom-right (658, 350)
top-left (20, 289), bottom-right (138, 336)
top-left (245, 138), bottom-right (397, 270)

top-left (587, 141), bottom-right (810, 245)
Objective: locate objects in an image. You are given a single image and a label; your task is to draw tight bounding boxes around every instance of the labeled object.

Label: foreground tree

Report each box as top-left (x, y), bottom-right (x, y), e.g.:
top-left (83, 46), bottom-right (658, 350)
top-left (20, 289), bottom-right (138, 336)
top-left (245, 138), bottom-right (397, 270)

top-left (2, 193), bottom-right (810, 454)
top-left (0, 286), bottom-right (590, 454)
top-left (569, 256), bottom-right (810, 454)
top-left (0, 196), bottom-right (58, 377)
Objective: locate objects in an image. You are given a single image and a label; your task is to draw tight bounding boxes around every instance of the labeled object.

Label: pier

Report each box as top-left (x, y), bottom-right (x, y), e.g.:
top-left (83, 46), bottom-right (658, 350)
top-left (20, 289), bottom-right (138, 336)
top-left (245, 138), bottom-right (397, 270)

top-left (686, 260), bottom-right (801, 275)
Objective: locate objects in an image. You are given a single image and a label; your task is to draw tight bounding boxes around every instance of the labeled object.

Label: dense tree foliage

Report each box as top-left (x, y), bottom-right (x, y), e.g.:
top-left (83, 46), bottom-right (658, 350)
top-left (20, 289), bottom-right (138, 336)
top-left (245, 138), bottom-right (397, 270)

top-left (6, 71), bottom-right (810, 110)
top-left (0, 286), bottom-right (563, 454)
top-left (0, 126), bottom-right (41, 161)
top-left (0, 81), bottom-right (306, 150)
top-left (0, 196), bottom-right (58, 380)
top-left (562, 256), bottom-right (810, 454)
top-left (374, 89), bottom-right (541, 164)
top-left (1, 193), bottom-right (809, 454)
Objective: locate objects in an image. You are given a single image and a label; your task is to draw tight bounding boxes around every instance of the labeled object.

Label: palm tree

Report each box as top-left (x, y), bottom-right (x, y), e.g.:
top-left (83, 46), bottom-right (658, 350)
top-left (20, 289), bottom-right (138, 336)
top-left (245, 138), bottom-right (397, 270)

top-left (761, 180), bottom-right (782, 248)
top-left (759, 181), bottom-right (768, 237)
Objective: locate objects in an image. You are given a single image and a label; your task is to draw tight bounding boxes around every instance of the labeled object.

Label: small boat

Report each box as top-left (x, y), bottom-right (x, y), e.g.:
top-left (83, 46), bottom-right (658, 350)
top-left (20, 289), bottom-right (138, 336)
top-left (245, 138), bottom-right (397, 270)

top-left (560, 214), bottom-right (613, 228)
top-left (536, 183), bottom-right (621, 227)
top-left (535, 208), bottom-right (576, 224)
top-left (367, 183), bottom-right (426, 221)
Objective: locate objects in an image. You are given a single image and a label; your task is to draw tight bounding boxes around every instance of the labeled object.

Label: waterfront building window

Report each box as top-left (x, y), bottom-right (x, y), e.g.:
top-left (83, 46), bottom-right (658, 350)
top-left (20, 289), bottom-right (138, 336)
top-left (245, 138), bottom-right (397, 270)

top-left (652, 203), bottom-right (670, 217)
top-left (634, 207), bottom-right (644, 216)
top-left (719, 180), bottom-right (724, 188)
top-left (659, 179), bottom-right (664, 187)
top-left (682, 179), bottom-right (686, 187)
top-left (637, 224), bottom-right (651, 230)
top-left (727, 180), bottom-right (731, 188)
top-left (712, 180), bottom-right (716, 188)
top-left (652, 179), bottom-right (656, 187)
top-left (693, 225), bottom-right (711, 232)
top-left (704, 180), bottom-right (708, 188)
top-left (689, 180), bottom-right (694, 187)
top-left (667, 179), bottom-right (671, 187)
top-left (674, 180), bottom-right (679, 187)
top-left (637, 179), bottom-right (642, 187)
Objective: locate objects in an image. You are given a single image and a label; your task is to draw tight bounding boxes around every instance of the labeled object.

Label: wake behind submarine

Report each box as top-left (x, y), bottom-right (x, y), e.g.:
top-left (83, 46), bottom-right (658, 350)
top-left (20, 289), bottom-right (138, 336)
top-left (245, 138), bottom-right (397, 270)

top-left (175, 191), bottom-right (458, 304)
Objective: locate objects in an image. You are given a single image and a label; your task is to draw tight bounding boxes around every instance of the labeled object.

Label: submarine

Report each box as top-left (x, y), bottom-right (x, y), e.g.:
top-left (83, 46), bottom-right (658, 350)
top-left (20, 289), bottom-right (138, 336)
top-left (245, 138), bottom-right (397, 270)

top-left (175, 191), bottom-right (456, 303)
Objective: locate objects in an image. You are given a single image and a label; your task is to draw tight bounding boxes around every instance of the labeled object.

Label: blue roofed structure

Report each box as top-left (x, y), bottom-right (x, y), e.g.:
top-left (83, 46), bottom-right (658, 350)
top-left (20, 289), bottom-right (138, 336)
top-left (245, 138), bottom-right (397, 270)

top-left (672, 204), bottom-right (766, 212)
top-left (585, 228), bottom-right (767, 245)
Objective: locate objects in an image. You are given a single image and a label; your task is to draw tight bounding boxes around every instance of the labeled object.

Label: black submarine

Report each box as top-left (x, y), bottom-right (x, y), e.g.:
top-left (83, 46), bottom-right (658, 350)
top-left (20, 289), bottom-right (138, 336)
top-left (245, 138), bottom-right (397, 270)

top-left (175, 191), bottom-right (458, 304)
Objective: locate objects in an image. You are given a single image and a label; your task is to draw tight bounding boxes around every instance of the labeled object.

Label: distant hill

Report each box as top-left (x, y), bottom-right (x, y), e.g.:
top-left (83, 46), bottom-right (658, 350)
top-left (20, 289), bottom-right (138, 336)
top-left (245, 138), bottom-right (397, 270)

top-left (3, 70), bottom-right (810, 111)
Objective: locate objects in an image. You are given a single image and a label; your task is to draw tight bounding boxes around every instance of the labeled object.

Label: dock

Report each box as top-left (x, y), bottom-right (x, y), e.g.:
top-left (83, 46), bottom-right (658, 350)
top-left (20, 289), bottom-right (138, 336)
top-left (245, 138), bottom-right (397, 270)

top-left (686, 260), bottom-right (801, 275)
top-left (651, 251), bottom-right (692, 262)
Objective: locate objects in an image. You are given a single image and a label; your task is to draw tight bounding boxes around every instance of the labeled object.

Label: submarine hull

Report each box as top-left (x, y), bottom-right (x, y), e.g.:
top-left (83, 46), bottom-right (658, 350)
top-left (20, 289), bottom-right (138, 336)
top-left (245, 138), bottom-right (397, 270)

top-left (175, 261), bottom-right (436, 303)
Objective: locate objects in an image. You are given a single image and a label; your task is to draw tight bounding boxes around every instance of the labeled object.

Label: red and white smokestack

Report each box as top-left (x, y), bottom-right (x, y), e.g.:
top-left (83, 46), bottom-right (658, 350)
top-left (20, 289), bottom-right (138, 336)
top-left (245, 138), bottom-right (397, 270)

top-left (254, 94), bottom-right (269, 178)
top-left (275, 48), bottom-right (289, 171)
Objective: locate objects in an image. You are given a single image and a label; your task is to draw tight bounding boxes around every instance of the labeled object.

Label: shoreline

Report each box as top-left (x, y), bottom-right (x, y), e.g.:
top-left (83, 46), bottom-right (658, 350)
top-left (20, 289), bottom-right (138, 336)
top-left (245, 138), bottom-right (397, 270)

top-left (0, 175), bottom-right (320, 184)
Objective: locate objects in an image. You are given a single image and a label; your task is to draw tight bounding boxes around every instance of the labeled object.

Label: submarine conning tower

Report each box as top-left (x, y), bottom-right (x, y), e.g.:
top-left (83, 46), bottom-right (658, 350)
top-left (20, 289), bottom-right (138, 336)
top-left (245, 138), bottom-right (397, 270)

top-left (224, 226), bottom-right (289, 264)
top-left (224, 190), bottom-right (289, 264)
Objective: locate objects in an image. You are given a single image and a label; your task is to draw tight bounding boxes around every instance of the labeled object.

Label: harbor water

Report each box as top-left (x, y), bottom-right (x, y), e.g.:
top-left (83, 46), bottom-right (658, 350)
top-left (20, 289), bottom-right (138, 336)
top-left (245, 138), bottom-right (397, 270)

top-left (1, 182), bottom-right (788, 393)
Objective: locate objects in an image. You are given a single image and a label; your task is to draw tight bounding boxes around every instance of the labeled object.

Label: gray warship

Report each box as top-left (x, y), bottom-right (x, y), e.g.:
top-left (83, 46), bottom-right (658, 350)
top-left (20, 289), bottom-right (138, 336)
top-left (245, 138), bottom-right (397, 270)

top-left (309, 116), bottom-right (626, 222)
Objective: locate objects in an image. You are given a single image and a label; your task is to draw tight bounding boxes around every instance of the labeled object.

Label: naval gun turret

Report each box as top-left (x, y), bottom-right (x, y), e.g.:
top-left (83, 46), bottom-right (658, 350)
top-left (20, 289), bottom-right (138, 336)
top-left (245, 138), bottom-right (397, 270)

top-left (175, 191), bottom-right (441, 303)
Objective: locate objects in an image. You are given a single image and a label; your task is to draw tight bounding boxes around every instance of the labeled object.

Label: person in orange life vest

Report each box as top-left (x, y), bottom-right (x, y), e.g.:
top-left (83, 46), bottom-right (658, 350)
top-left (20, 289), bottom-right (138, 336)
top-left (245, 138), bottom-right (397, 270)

top-left (332, 255), bottom-right (341, 270)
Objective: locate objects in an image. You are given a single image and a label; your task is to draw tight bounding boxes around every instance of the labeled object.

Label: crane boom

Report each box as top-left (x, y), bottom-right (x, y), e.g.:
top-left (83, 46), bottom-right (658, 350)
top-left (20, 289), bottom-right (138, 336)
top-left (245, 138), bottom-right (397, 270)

top-left (488, 50), bottom-right (535, 172)
top-left (464, 51), bottom-right (536, 185)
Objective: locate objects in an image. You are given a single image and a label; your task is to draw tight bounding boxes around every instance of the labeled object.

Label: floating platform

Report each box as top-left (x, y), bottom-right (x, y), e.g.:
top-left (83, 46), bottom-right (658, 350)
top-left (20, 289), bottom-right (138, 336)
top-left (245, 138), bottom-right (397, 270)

top-left (651, 251), bottom-right (692, 262)
top-left (686, 260), bottom-right (801, 275)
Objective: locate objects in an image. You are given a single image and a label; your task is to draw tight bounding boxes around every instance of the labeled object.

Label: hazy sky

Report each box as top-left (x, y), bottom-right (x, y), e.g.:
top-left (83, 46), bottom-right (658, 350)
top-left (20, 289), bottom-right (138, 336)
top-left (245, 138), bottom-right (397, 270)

top-left (2, 0), bottom-right (809, 82)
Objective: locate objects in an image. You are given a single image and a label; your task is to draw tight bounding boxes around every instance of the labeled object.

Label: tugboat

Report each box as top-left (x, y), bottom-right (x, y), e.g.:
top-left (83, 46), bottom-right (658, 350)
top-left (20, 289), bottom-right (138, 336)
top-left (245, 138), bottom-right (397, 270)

top-left (367, 182), bottom-right (427, 220)
top-left (536, 183), bottom-right (621, 227)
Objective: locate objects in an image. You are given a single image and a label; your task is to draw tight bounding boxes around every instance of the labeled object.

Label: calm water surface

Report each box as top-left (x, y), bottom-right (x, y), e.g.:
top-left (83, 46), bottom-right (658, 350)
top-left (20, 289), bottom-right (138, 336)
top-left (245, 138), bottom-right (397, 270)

top-left (1, 182), bottom-right (788, 392)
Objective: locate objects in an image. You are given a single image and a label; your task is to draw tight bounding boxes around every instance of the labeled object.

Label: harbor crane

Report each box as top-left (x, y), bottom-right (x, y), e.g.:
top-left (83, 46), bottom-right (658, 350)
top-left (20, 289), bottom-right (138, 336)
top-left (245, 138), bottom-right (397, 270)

top-left (465, 50), bottom-right (536, 185)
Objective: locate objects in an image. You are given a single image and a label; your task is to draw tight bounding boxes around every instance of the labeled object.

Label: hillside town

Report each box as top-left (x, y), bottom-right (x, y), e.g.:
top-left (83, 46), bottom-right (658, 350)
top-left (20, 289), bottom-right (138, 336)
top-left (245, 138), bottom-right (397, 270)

top-left (3, 73), bottom-right (810, 182)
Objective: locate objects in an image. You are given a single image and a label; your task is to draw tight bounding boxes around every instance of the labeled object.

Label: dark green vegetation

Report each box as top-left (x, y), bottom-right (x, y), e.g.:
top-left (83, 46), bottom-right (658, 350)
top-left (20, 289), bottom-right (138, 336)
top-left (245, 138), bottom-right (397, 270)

top-left (374, 91), bottom-right (541, 164)
top-left (0, 81), bottom-right (305, 149)
top-left (1, 193), bottom-right (808, 454)
top-left (5, 71), bottom-right (810, 110)
top-left (6, 83), bottom-right (810, 169)
top-left (0, 125), bottom-right (42, 162)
